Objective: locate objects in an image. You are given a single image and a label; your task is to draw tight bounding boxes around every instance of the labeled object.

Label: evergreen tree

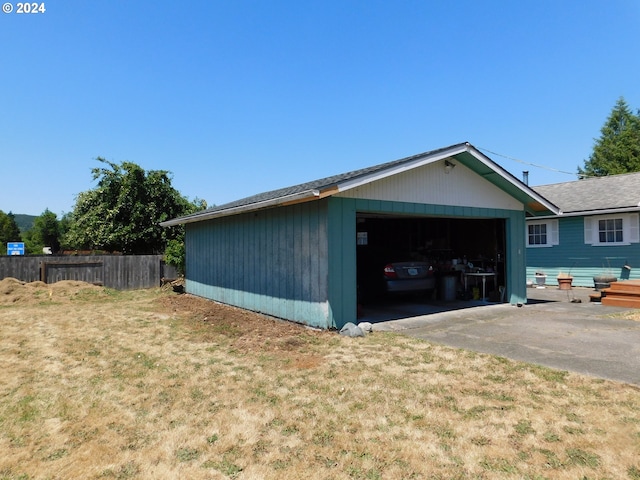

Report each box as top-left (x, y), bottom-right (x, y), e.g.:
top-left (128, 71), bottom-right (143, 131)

top-left (23, 209), bottom-right (61, 254)
top-left (579, 97), bottom-right (640, 177)
top-left (0, 211), bottom-right (22, 255)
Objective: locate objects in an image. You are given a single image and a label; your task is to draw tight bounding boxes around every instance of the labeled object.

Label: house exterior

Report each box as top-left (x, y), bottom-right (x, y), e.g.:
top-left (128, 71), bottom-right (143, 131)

top-left (162, 142), bottom-right (558, 329)
top-left (526, 172), bottom-right (640, 287)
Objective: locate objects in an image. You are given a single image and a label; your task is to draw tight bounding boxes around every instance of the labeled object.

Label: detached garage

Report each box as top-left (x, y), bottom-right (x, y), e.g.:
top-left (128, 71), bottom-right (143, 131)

top-left (161, 142), bottom-right (558, 329)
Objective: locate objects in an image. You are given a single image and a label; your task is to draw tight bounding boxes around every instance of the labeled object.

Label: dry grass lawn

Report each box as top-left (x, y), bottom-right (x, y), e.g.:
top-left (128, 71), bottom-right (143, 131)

top-left (1, 278), bottom-right (639, 479)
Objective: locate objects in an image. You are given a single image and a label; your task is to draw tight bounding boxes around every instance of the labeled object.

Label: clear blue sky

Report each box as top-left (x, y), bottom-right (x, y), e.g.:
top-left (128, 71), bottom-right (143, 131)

top-left (1, 0), bottom-right (639, 216)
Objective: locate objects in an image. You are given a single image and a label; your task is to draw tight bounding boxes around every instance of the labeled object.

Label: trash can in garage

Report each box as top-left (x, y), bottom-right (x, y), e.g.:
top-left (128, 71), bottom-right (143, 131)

top-left (439, 274), bottom-right (457, 301)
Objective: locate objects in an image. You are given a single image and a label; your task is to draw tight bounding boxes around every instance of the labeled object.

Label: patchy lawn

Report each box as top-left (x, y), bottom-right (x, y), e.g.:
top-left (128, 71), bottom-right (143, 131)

top-left (1, 278), bottom-right (639, 479)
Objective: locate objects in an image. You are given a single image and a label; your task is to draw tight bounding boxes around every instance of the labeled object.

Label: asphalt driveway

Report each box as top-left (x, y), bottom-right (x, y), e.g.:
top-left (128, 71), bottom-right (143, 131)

top-left (368, 287), bottom-right (640, 386)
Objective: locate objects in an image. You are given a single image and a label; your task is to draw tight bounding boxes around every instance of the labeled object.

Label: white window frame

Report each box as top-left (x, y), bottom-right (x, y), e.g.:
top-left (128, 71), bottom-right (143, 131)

top-left (584, 213), bottom-right (640, 246)
top-left (526, 219), bottom-right (559, 248)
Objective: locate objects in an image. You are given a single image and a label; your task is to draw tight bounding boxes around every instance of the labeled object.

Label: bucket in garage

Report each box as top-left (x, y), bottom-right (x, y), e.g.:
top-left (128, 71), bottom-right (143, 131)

top-left (439, 274), bottom-right (457, 301)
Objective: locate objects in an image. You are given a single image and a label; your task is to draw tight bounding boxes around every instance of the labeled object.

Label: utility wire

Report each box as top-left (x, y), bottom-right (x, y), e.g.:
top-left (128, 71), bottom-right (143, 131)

top-left (477, 146), bottom-right (582, 178)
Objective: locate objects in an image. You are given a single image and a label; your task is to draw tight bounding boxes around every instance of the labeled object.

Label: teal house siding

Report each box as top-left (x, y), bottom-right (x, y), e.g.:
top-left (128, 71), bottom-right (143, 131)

top-left (527, 172), bottom-right (640, 287)
top-left (186, 200), bottom-right (334, 329)
top-left (526, 216), bottom-right (639, 287)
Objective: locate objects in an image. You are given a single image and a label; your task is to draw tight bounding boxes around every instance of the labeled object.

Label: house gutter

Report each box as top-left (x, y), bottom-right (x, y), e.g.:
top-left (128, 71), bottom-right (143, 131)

top-left (160, 189), bottom-right (321, 227)
top-left (529, 206), bottom-right (640, 220)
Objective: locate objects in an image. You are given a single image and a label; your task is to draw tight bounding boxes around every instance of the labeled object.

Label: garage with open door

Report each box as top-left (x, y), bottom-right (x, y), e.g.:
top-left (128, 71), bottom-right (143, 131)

top-left (356, 215), bottom-right (506, 306)
top-left (162, 143), bottom-right (559, 330)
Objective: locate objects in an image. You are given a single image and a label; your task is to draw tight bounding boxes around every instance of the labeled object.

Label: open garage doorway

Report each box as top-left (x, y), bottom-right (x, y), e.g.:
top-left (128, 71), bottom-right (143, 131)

top-left (356, 214), bottom-right (506, 321)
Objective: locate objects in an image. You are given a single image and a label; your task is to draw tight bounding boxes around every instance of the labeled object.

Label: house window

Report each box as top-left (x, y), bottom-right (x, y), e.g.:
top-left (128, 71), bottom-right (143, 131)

top-left (585, 213), bottom-right (640, 246)
top-left (526, 219), bottom-right (558, 248)
top-left (528, 223), bottom-right (547, 245)
top-left (598, 218), bottom-right (623, 243)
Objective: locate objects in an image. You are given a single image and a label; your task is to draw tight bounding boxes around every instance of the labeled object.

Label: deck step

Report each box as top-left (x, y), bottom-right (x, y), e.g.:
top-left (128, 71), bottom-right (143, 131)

top-left (600, 280), bottom-right (640, 308)
top-left (601, 297), bottom-right (640, 308)
top-left (606, 284), bottom-right (640, 291)
top-left (605, 280), bottom-right (640, 290)
top-left (602, 288), bottom-right (640, 296)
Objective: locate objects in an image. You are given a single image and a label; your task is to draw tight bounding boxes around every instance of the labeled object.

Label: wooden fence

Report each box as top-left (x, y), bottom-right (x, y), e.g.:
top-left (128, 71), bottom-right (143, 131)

top-left (0, 255), bottom-right (178, 290)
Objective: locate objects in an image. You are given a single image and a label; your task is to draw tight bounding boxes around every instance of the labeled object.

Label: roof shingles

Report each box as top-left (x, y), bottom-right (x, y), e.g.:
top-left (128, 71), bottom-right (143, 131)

top-left (534, 172), bottom-right (640, 214)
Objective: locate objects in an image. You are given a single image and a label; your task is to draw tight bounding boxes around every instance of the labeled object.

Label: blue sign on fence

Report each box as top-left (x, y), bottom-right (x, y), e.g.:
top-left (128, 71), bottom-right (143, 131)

top-left (7, 242), bottom-right (25, 255)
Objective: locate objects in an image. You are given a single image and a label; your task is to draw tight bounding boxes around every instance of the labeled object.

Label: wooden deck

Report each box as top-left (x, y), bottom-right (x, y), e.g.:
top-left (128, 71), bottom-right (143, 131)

top-left (601, 280), bottom-right (640, 308)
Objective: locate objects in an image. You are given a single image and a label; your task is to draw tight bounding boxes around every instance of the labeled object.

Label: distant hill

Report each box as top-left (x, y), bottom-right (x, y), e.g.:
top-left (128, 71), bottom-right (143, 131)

top-left (13, 214), bottom-right (36, 232)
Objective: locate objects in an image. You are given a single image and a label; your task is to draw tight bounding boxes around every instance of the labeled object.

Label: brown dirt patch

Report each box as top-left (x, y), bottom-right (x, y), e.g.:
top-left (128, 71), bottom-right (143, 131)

top-left (0, 277), bottom-right (106, 305)
top-left (157, 293), bottom-right (331, 367)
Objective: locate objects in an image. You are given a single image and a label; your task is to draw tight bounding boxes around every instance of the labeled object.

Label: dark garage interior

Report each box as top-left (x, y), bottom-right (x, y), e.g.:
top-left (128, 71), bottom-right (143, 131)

top-left (356, 214), bottom-right (506, 309)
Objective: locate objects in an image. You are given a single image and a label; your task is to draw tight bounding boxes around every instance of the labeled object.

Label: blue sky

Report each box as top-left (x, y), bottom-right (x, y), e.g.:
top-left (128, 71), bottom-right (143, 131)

top-left (1, 0), bottom-right (639, 216)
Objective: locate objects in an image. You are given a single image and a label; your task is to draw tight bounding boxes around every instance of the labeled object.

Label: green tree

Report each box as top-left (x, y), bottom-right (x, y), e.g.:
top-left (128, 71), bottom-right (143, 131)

top-left (0, 211), bottom-right (22, 255)
top-left (163, 196), bottom-right (207, 275)
top-left (23, 209), bottom-right (61, 254)
top-left (57, 212), bottom-right (73, 250)
top-left (64, 158), bottom-right (203, 254)
top-left (579, 97), bottom-right (640, 177)
top-left (164, 238), bottom-right (186, 275)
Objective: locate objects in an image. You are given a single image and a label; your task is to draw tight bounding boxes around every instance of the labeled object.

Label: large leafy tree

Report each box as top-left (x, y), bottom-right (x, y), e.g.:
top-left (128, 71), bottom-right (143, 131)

top-left (64, 158), bottom-right (204, 254)
top-left (578, 97), bottom-right (640, 177)
top-left (0, 210), bottom-right (22, 255)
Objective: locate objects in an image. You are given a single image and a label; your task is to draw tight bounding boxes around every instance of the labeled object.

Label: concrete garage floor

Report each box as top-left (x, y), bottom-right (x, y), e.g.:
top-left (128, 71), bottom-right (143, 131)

top-left (367, 286), bottom-right (640, 386)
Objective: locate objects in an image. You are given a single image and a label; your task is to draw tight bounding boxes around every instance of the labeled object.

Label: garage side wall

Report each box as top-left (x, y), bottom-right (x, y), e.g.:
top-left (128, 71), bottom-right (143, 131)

top-left (185, 201), bottom-right (333, 328)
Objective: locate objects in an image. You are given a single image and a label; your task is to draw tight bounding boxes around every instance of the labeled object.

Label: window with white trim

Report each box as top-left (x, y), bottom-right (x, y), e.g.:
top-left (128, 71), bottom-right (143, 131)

top-left (584, 213), bottom-right (640, 246)
top-left (599, 218), bottom-right (623, 243)
top-left (526, 219), bottom-right (559, 247)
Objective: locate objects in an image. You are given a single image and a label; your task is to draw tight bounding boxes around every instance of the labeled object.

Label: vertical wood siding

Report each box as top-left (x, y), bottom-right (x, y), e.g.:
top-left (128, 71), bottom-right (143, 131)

top-left (326, 197), bottom-right (358, 328)
top-left (186, 201), bottom-right (333, 328)
top-left (527, 216), bottom-right (640, 286)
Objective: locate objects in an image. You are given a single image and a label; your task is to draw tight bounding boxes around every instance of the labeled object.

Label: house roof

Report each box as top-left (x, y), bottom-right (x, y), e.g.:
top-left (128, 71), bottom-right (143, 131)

top-left (161, 142), bottom-right (559, 227)
top-left (533, 171), bottom-right (640, 217)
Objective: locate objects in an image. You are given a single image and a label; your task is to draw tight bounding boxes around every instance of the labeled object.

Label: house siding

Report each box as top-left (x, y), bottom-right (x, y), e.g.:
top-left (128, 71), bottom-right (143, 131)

top-left (526, 216), bottom-right (640, 287)
top-left (185, 200), bottom-right (333, 329)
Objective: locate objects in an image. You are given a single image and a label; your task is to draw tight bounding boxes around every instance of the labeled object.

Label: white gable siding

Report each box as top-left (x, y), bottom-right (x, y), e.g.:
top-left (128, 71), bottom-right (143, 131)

top-left (335, 161), bottom-right (523, 211)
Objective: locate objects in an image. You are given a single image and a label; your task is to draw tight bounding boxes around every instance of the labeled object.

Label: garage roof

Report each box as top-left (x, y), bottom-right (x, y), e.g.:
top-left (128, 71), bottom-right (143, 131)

top-left (161, 142), bottom-right (559, 227)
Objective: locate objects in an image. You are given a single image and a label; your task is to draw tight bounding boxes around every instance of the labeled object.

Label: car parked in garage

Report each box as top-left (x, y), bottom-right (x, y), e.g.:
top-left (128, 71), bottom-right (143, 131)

top-left (383, 261), bottom-right (435, 295)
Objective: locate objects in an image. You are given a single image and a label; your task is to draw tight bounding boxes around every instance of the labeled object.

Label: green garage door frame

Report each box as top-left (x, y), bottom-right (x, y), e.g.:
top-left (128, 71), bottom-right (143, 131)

top-left (327, 197), bottom-right (526, 329)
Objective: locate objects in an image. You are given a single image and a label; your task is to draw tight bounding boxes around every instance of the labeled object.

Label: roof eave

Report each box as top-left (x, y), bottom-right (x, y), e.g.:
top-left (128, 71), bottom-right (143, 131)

top-left (160, 189), bottom-right (321, 227)
top-left (460, 145), bottom-right (561, 216)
